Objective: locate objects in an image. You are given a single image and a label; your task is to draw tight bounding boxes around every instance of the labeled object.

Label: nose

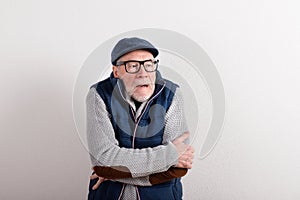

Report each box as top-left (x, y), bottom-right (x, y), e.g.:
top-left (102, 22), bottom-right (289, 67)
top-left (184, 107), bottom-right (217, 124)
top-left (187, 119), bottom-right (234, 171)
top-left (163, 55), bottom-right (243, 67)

top-left (136, 64), bottom-right (148, 77)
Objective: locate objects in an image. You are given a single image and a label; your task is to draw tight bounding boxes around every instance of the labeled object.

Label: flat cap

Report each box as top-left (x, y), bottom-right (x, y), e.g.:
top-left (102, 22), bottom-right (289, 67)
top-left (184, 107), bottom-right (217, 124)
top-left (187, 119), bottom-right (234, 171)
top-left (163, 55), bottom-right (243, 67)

top-left (111, 37), bottom-right (159, 65)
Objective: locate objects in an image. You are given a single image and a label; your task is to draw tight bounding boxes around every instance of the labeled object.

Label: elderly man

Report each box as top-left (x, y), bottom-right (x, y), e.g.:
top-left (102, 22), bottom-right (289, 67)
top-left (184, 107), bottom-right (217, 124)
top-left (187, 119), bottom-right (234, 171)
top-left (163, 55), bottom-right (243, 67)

top-left (86, 37), bottom-right (194, 200)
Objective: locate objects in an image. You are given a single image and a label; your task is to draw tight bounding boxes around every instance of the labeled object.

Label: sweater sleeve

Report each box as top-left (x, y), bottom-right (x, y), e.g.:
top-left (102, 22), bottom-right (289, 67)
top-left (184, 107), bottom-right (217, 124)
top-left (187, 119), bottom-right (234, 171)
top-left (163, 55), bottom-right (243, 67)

top-left (163, 87), bottom-right (189, 144)
top-left (86, 87), bottom-right (179, 178)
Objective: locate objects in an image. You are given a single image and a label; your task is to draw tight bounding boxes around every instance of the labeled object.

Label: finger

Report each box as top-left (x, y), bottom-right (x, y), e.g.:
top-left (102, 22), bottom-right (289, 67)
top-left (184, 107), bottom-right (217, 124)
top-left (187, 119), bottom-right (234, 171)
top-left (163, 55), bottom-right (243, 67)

top-left (92, 177), bottom-right (105, 190)
top-left (180, 150), bottom-right (194, 159)
top-left (178, 154), bottom-right (192, 163)
top-left (183, 147), bottom-right (195, 157)
top-left (183, 159), bottom-right (193, 169)
top-left (175, 160), bottom-right (185, 168)
top-left (185, 150), bottom-right (195, 159)
top-left (187, 146), bottom-right (195, 153)
top-left (176, 160), bottom-right (192, 169)
top-left (179, 154), bottom-right (194, 166)
top-left (185, 163), bottom-right (192, 169)
top-left (90, 173), bottom-right (98, 180)
top-left (186, 157), bottom-right (193, 164)
top-left (178, 154), bottom-right (189, 161)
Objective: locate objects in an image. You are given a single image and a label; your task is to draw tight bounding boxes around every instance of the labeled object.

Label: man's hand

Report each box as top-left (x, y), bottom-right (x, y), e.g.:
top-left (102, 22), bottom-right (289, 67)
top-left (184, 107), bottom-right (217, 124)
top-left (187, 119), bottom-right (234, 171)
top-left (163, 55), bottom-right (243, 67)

top-left (172, 131), bottom-right (194, 169)
top-left (90, 173), bottom-right (107, 190)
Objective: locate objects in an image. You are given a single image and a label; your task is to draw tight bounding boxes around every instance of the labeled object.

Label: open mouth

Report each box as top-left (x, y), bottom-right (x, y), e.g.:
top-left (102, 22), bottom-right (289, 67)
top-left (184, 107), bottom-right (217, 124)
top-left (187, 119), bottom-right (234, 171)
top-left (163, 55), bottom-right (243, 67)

top-left (136, 84), bottom-right (149, 88)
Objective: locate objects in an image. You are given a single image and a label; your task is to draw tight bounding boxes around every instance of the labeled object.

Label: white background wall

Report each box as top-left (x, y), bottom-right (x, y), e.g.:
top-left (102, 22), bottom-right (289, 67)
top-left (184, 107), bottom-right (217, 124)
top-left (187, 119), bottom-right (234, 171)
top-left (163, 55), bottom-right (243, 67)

top-left (1, 0), bottom-right (299, 199)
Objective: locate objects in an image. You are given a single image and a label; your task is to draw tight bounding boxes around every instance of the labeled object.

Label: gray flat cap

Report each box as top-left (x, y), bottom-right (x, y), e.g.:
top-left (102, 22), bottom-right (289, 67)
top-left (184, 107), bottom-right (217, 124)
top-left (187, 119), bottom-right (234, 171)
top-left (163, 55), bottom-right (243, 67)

top-left (111, 37), bottom-right (159, 65)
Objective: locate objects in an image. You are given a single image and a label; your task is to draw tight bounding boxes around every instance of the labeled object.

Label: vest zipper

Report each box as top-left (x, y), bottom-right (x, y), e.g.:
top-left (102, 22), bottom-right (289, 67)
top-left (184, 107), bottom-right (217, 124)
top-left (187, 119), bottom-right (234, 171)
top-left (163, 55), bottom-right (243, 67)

top-left (116, 80), bottom-right (166, 200)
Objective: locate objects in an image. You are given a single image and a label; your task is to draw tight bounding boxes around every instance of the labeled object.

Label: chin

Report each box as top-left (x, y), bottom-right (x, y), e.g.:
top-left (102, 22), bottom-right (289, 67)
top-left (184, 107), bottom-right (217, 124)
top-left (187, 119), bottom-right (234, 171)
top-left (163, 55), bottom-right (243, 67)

top-left (132, 94), bottom-right (151, 102)
top-left (131, 86), bottom-right (154, 102)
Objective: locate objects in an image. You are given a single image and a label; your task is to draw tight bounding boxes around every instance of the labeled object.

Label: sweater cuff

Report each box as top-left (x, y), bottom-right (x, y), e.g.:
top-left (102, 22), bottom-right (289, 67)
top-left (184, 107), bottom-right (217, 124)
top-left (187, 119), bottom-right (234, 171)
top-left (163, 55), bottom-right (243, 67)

top-left (167, 141), bottom-right (179, 167)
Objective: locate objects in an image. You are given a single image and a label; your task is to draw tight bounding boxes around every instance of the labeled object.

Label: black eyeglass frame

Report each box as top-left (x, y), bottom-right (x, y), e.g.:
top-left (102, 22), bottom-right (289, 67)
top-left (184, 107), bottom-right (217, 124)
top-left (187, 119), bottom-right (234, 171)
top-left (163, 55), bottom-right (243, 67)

top-left (115, 59), bottom-right (159, 74)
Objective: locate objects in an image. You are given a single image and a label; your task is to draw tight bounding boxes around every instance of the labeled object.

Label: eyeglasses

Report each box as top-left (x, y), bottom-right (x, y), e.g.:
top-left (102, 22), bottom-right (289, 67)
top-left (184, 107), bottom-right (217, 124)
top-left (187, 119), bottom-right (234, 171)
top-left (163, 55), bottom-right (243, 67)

top-left (116, 59), bottom-right (159, 74)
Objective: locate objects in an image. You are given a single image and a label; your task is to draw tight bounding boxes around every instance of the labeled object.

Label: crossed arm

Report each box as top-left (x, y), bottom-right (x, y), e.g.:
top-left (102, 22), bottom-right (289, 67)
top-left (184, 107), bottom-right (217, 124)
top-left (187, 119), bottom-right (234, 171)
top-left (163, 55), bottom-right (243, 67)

top-left (86, 87), bottom-right (194, 187)
top-left (92, 166), bottom-right (188, 185)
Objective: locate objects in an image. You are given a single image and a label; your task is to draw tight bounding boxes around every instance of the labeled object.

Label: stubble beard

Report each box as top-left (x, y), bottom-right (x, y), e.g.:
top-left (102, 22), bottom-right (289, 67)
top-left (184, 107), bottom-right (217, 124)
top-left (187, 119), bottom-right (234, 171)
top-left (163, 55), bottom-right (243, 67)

top-left (130, 83), bottom-right (155, 102)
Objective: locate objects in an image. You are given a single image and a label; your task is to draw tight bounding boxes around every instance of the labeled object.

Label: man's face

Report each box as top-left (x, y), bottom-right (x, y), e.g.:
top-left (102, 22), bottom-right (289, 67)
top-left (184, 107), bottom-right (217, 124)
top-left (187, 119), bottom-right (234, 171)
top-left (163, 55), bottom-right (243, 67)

top-left (113, 50), bottom-right (156, 102)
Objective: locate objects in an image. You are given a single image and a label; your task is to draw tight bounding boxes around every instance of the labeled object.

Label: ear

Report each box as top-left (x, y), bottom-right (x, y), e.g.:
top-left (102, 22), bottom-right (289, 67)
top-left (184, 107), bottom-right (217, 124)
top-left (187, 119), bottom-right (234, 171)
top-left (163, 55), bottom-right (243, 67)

top-left (112, 66), bottom-right (119, 78)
